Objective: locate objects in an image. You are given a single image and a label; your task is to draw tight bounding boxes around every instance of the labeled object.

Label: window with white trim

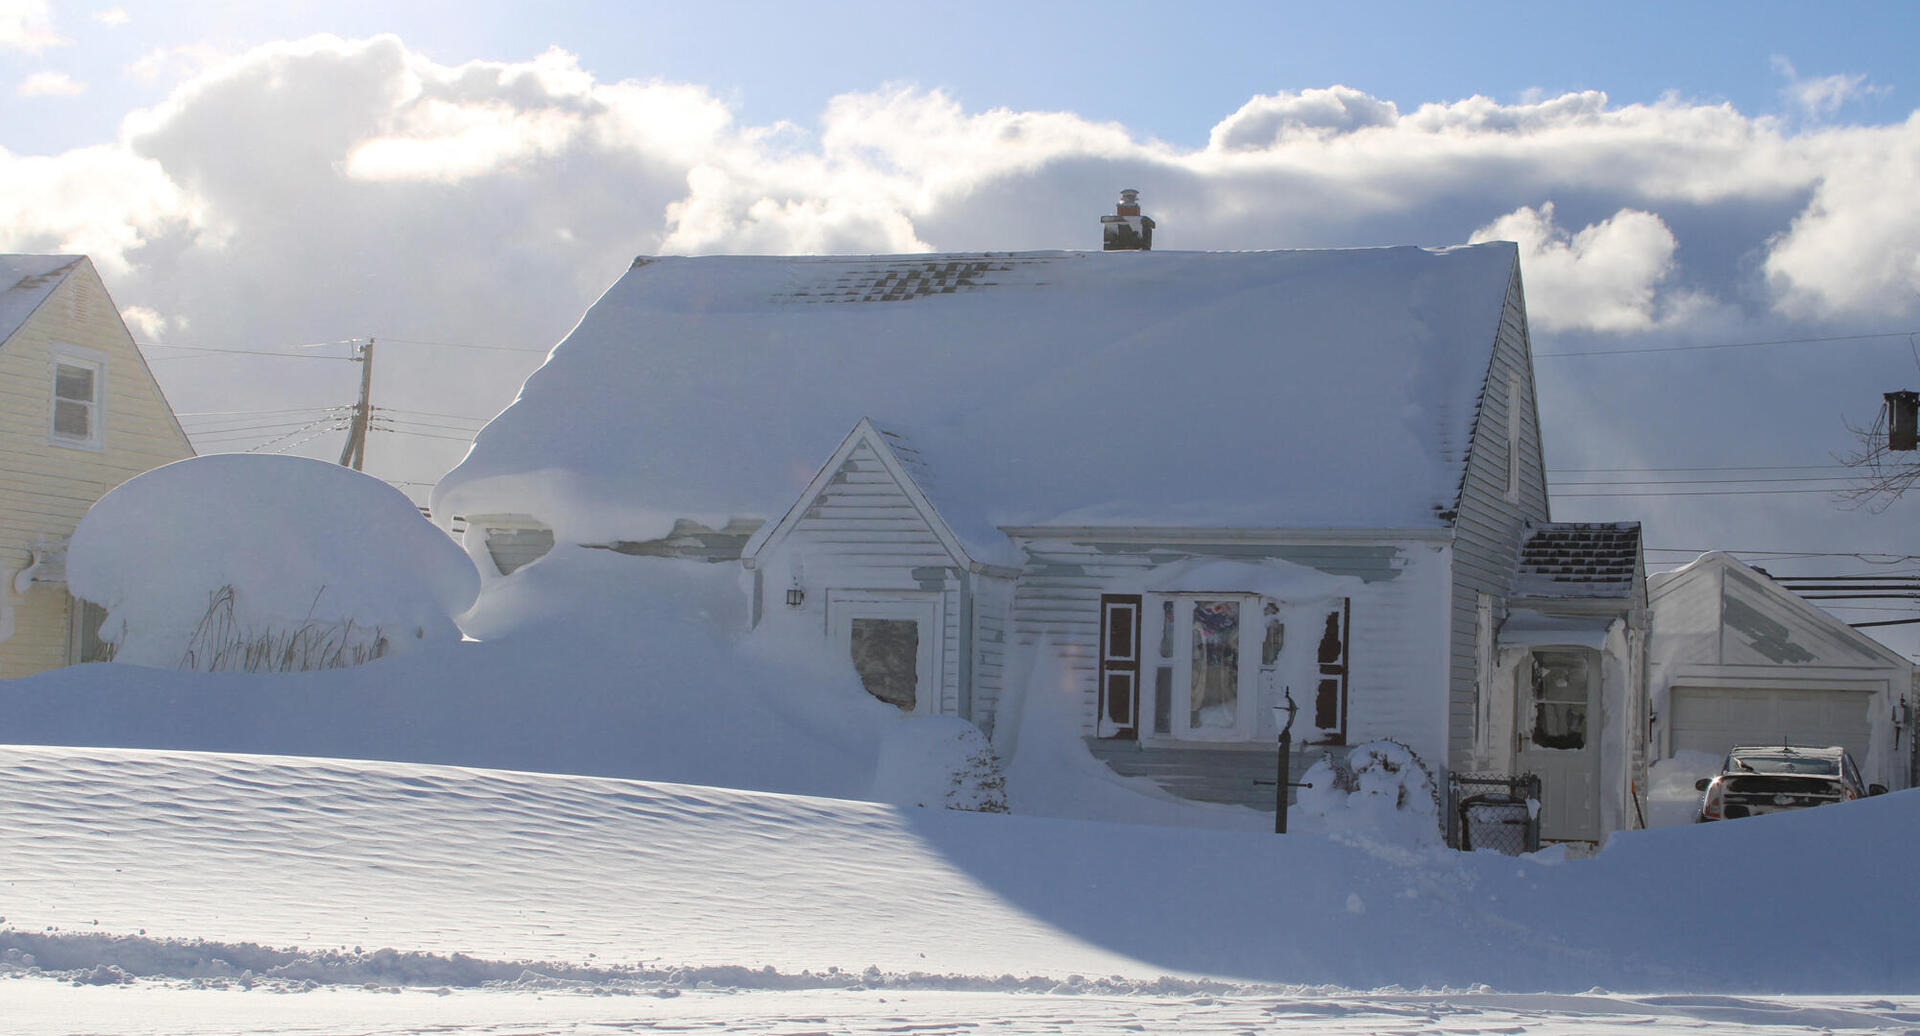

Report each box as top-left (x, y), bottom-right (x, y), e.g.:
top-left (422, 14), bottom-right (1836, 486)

top-left (1139, 593), bottom-right (1348, 744)
top-left (50, 350), bottom-right (105, 449)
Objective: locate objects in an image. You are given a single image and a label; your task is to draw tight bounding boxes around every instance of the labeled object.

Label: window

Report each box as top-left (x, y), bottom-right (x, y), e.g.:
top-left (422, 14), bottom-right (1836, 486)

top-left (1504, 375), bottom-right (1523, 503)
top-left (1142, 594), bottom-right (1347, 744)
top-left (1525, 649), bottom-right (1593, 750)
top-left (1096, 594), bottom-right (1141, 738)
top-left (68, 598), bottom-right (114, 665)
top-left (827, 590), bottom-right (941, 715)
top-left (50, 351), bottom-right (105, 448)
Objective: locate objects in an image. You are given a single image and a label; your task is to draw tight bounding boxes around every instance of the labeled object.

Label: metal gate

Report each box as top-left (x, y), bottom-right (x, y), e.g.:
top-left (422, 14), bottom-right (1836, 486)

top-left (1448, 773), bottom-right (1542, 855)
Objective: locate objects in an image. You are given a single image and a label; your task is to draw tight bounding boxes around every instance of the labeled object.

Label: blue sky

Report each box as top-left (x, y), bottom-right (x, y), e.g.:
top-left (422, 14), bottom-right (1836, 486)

top-left (7, 1), bottom-right (1914, 155)
top-left (5, 0), bottom-right (1920, 647)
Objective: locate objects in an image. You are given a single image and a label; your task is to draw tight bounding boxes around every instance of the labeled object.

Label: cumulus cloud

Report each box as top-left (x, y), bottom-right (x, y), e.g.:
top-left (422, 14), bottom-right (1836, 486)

top-left (0, 33), bottom-right (1914, 498)
top-left (91, 6), bottom-right (127, 27)
top-left (0, 145), bottom-right (192, 275)
top-left (0, 0), bottom-right (64, 51)
top-left (16, 69), bottom-right (82, 96)
top-left (1472, 203), bottom-right (1683, 332)
top-left (1763, 115), bottom-right (1920, 319)
top-left (1209, 86), bottom-right (1399, 150)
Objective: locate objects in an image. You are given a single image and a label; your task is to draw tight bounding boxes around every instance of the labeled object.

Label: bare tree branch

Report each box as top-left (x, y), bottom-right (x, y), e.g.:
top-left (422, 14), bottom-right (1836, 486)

top-left (1834, 401), bottom-right (1920, 512)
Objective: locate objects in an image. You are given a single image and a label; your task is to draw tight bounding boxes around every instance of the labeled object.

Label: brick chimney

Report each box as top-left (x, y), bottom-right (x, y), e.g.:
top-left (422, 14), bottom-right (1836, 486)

top-left (1101, 188), bottom-right (1155, 251)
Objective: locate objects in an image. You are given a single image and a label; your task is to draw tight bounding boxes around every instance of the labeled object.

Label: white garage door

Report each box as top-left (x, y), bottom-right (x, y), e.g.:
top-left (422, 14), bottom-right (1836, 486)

top-left (1669, 687), bottom-right (1872, 762)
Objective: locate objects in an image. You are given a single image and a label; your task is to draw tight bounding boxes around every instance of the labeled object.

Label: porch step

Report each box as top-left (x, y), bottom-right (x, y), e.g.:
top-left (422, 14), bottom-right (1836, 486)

top-left (1084, 738), bottom-right (1329, 812)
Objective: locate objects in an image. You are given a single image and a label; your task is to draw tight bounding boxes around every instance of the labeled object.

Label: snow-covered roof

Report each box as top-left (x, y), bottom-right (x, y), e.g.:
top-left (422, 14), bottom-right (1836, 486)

top-left (1512, 522), bottom-right (1642, 599)
top-left (0, 254), bottom-right (82, 345)
top-left (435, 244), bottom-right (1520, 555)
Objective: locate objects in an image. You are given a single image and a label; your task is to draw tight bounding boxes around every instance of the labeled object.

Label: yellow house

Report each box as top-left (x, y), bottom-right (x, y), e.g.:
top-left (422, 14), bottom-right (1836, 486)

top-left (0, 255), bottom-right (194, 677)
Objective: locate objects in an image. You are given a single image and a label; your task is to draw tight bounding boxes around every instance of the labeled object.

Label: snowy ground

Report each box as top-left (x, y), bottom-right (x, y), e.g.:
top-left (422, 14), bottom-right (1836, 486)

top-left (5, 745), bottom-right (1918, 1034)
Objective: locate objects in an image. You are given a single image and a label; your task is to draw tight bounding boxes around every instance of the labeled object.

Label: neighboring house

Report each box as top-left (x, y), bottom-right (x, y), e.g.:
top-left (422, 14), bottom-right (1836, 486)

top-left (0, 255), bottom-right (194, 678)
top-left (1648, 551), bottom-right (1915, 793)
top-left (434, 203), bottom-right (1649, 842)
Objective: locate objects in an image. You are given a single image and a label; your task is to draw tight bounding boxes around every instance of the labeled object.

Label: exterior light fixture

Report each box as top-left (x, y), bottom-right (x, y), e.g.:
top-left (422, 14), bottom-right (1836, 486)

top-left (786, 586), bottom-right (805, 608)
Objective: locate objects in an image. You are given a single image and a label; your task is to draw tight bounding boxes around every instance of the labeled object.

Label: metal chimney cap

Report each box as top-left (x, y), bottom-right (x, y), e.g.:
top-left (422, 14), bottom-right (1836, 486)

top-left (1118, 188), bottom-right (1140, 203)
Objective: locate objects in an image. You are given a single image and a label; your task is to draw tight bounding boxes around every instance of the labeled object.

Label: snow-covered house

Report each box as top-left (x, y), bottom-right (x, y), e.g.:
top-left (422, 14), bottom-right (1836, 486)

top-left (0, 255), bottom-right (194, 677)
top-left (434, 226), bottom-right (1649, 840)
top-left (1648, 551), bottom-right (1915, 794)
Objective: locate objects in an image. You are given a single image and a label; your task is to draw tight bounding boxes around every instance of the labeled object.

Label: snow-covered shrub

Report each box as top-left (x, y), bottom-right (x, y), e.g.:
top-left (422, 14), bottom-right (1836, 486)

top-left (1296, 739), bottom-right (1441, 848)
top-left (69, 455), bottom-right (479, 672)
top-left (873, 715), bottom-right (1008, 813)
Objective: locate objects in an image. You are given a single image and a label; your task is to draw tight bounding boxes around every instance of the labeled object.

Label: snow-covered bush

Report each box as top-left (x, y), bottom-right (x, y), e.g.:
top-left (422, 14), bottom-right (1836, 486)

top-left (873, 715), bottom-right (1008, 813)
top-left (69, 455), bottom-right (479, 672)
top-left (1296, 739), bottom-right (1441, 848)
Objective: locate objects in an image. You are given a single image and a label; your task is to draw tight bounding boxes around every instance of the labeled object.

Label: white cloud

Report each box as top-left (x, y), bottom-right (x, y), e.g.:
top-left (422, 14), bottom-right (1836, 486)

top-left (16, 69), bottom-right (82, 96)
top-left (0, 0), bottom-right (64, 51)
top-left (1773, 56), bottom-right (1888, 122)
top-left (91, 6), bottom-right (127, 27)
top-left (1209, 86), bottom-right (1399, 150)
top-left (1763, 115), bottom-right (1920, 320)
top-left (1472, 203), bottom-right (1682, 332)
top-left (0, 144), bottom-right (194, 276)
top-left (0, 33), bottom-right (1916, 409)
top-left (119, 304), bottom-right (168, 341)
top-left (124, 43), bottom-right (226, 87)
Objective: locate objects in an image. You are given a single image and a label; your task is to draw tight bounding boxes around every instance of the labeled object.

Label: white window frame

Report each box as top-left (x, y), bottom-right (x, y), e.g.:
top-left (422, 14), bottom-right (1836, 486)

top-left (1143, 593), bottom-right (1265, 743)
top-left (827, 589), bottom-right (944, 716)
top-left (49, 345), bottom-right (107, 451)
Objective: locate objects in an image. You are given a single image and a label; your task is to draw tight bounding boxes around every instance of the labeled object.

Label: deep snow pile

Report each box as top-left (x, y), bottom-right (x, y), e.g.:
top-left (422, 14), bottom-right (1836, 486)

top-left (3, 744), bottom-right (1917, 994)
top-left (4, 546), bottom-right (1222, 821)
top-left (434, 246), bottom-right (1517, 555)
top-left (69, 455), bottom-right (479, 670)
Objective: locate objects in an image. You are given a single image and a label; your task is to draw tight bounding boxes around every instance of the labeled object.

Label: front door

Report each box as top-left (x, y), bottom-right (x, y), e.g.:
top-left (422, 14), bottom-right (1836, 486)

top-left (829, 591), bottom-right (941, 714)
top-left (1516, 648), bottom-right (1601, 841)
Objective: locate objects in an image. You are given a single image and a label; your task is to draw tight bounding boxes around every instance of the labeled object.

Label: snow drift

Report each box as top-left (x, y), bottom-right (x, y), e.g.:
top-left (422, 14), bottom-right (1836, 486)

top-left (68, 455), bottom-right (479, 670)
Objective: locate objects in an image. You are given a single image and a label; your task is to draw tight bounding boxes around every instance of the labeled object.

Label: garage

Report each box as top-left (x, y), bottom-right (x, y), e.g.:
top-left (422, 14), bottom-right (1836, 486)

top-left (1669, 686), bottom-right (1873, 763)
top-left (1649, 552), bottom-right (1913, 790)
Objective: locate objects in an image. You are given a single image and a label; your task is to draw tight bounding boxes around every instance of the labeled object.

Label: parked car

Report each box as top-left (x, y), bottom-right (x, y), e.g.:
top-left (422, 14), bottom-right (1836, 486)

top-left (1695, 745), bottom-right (1887, 822)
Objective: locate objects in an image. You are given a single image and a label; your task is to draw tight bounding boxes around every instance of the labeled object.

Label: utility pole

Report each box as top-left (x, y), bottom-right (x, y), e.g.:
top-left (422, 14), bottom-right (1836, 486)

top-left (337, 337), bottom-right (373, 470)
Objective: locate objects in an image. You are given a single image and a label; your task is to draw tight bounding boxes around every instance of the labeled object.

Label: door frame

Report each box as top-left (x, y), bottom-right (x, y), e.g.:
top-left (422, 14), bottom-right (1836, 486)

top-left (827, 589), bottom-right (944, 715)
top-left (1516, 645), bottom-right (1602, 841)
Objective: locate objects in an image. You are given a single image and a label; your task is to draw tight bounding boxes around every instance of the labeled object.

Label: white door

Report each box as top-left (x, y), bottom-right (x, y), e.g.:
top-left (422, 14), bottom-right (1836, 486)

top-left (1516, 648), bottom-right (1601, 841)
top-left (828, 591), bottom-right (942, 715)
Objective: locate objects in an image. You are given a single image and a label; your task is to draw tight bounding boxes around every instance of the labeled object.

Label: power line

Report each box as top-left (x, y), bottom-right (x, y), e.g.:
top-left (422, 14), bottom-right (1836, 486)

top-left (1548, 463), bottom-right (1844, 474)
top-left (175, 405), bottom-right (345, 419)
top-left (1556, 486), bottom-right (1843, 497)
top-left (1535, 330), bottom-right (1918, 359)
top-left (141, 342), bottom-right (360, 361)
top-left (1553, 475), bottom-right (1859, 487)
top-left (372, 335), bottom-right (548, 355)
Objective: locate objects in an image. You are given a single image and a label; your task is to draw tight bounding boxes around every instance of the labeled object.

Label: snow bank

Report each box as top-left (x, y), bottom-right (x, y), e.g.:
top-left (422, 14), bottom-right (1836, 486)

top-left (3, 549), bottom-right (899, 801)
top-left (992, 635), bottom-right (1269, 829)
top-left (69, 455), bottom-right (478, 670)
top-left (5, 744), bottom-right (1919, 994)
top-left (1645, 749), bottom-right (1720, 827)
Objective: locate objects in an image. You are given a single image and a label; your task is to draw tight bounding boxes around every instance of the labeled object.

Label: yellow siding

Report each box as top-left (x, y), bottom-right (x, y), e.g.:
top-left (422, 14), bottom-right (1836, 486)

top-left (0, 259), bottom-right (193, 678)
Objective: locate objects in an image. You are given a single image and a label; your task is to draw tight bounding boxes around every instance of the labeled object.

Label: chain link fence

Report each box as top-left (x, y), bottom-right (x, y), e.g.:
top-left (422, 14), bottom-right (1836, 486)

top-left (1447, 773), bottom-right (1542, 855)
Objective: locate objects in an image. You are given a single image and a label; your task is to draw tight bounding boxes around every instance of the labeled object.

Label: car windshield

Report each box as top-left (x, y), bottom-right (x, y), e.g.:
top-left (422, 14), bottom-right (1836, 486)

top-left (1731, 753), bottom-right (1839, 775)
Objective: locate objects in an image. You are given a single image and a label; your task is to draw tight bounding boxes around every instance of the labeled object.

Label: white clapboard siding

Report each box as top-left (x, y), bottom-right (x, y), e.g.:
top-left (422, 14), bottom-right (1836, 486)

top-left (761, 438), bottom-right (969, 718)
top-left (1445, 259), bottom-right (1551, 772)
top-left (1006, 535), bottom-right (1445, 765)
